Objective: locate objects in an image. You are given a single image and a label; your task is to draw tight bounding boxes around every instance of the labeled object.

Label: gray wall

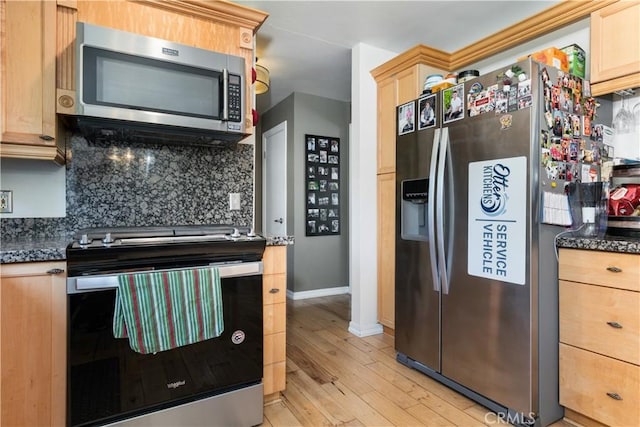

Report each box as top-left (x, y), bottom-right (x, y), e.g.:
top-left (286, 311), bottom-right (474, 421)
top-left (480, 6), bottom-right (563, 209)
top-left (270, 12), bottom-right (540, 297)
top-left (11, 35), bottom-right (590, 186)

top-left (259, 92), bottom-right (351, 294)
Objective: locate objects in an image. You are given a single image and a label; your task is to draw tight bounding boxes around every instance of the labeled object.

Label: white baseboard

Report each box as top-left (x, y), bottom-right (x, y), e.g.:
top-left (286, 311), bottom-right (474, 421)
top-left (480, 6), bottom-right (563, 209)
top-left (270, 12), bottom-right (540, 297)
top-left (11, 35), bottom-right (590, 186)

top-left (348, 321), bottom-right (384, 337)
top-left (286, 286), bottom-right (350, 300)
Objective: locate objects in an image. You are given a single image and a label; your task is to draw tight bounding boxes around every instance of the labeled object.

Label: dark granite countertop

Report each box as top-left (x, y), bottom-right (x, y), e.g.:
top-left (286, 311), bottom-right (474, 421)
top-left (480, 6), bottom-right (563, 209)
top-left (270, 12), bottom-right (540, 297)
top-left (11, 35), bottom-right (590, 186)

top-left (266, 235), bottom-right (295, 246)
top-left (1, 234), bottom-right (294, 264)
top-left (556, 234), bottom-right (640, 254)
top-left (1, 237), bottom-right (69, 264)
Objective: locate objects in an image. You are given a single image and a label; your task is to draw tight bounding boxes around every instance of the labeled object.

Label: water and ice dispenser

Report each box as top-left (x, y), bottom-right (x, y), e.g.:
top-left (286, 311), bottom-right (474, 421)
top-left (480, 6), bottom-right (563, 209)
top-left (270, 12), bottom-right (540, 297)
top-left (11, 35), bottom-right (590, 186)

top-left (401, 178), bottom-right (429, 241)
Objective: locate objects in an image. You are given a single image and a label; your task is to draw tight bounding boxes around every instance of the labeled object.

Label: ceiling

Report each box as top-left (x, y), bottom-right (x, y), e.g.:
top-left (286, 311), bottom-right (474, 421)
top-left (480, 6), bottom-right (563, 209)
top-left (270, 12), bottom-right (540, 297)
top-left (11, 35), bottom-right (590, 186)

top-left (234, 1), bottom-right (561, 113)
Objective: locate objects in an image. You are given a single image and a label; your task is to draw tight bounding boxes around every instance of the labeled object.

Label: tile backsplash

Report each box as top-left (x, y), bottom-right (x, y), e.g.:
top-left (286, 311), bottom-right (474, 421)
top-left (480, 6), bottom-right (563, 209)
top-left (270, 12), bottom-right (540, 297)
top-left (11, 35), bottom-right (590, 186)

top-left (1, 134), bottom-right (254, 240)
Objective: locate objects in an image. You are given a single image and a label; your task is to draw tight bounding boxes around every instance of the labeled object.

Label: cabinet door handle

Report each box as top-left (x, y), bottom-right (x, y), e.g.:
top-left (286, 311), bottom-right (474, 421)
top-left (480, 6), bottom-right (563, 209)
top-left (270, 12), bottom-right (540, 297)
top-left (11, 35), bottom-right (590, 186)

top-left (606, 266), bottom-right (622, 273)
top-left (607, 321), bottom-right (623, 329)
top-left (39, 135), bottom-right (55, 141)
top-left (269, 288), bottom-right (280, 294)
top-left (46, 268), bottom-right (65, 275)
top-left (606, 392), bottom-right (622, 401)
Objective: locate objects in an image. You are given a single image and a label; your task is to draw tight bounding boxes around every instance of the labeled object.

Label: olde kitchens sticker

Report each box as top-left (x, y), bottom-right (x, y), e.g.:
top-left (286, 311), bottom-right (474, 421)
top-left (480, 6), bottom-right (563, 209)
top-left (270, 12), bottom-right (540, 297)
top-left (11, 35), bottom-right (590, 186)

top-left (468, 156), bottom-right (526, 285)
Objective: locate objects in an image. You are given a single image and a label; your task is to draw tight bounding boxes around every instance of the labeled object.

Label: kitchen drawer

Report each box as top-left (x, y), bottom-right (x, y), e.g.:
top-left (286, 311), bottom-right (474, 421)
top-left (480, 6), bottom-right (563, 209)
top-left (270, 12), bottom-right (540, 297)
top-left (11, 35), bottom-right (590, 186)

top-left (560, 280), bottom-right (640, 365)
top-left (560, 343), bottom-right (640, 427)
top-left (264, 302), bottom-right (286, 335)
top-left (559, 249), bottom-right (640, 292)
top-left (264, 331), bottom-right (286, 365)
top-left (263, 361), bottom-right (286, 395)
top-left (263, 246), bottom-right (286, 275)
top-left (263, 274), bottom-right (286, 305)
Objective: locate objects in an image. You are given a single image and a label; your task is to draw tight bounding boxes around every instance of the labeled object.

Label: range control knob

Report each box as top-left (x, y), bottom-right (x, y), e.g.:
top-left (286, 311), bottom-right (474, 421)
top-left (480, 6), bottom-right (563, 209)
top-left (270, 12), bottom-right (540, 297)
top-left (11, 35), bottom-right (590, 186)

top-left (79, 234), bottom-right (90, 245)
top-left (230, 228), bottom-right (241, 238)
top-left (102, 232), bottom-right (115, 245)
top-left (247, 228), bottom-right (256, 238)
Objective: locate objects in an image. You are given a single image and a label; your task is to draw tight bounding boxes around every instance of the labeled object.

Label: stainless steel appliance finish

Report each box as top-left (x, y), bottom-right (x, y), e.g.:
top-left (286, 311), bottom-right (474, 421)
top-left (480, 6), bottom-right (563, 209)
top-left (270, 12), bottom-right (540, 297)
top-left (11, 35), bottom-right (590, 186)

top-left (103, 384), bottom-right (263, 427)
top-left (395, 60), bottom-right (564, 426)
top-left (75, 22), bottom-right (246, 143)
top-left (66, 225), bottom-right (265, 427)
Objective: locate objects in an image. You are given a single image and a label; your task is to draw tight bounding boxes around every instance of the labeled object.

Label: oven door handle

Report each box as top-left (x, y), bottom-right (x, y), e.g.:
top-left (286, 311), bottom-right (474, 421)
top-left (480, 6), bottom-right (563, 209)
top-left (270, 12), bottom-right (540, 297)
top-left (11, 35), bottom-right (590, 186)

top-left (68, 261), bottom-right (263, 293)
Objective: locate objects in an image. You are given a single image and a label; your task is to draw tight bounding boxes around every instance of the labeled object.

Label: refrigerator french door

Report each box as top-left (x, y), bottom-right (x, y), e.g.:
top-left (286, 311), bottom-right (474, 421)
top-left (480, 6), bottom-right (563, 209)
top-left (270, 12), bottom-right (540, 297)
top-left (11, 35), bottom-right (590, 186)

top-left (395, 59), bottom-right (563, 426)
top-left (395, 96), bottom-right (441, 373)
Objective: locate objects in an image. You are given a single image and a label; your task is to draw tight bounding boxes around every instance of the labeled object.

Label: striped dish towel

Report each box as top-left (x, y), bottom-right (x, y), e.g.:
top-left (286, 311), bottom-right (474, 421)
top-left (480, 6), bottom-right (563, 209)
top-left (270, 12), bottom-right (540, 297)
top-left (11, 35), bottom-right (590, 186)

top-left (113, 267), bottom-right (224, 354)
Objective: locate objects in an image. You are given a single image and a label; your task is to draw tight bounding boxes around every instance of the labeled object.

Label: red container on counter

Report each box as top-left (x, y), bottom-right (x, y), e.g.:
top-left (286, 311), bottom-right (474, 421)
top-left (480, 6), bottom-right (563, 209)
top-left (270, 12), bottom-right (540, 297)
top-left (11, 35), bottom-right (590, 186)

top-left (609, 184), bottom-right (640, 216)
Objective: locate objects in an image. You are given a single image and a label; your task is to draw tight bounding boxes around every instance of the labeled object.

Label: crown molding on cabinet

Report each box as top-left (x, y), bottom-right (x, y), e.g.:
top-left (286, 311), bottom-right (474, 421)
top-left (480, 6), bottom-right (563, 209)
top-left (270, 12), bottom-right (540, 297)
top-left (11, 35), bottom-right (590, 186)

top-left (450, 0), bottom-right (618, 70)
top-left (57, 0), bottom-right (77, 9)
top-left (370, 45), bottom-right (450, 81)
top-left (372, 0), bottom-right (619, 82)
top-left (137, 0), bottom-right (269, 33)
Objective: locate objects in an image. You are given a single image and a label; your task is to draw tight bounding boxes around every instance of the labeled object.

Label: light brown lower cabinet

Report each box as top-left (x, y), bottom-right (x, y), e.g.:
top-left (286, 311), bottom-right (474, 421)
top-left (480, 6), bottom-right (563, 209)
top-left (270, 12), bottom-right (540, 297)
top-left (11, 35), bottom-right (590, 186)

top-left (560, 343), bottom-right (639, 427)
top-left (262, 246), bottom-right (287, 399)
top-left (0, 261), bottom-right (67, 427)
top-left (558, 248), bottom-right (640, 426)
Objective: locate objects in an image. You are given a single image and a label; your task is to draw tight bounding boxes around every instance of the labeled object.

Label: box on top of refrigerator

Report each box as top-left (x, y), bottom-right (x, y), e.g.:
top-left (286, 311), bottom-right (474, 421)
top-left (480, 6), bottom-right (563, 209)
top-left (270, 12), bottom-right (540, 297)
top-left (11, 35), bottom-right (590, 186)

top-left (561, 44), bottom-right (586, 78)
top-left (519, 47), bottom-right (568, 72)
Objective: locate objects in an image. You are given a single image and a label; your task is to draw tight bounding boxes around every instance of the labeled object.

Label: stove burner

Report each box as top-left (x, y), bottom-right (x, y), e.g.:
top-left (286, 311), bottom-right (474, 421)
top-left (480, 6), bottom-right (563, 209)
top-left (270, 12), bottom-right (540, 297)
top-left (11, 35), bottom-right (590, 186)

top-left (70, 225), bottom-right (260, 249)
top-left (66, 225), bottom-right (266, 277)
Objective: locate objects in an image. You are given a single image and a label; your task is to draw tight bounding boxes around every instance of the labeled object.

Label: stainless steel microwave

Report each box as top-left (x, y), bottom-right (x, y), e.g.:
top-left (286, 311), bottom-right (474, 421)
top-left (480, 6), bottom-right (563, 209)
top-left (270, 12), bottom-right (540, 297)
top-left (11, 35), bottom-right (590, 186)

top-left (75, 22), bottom-right (247, 142)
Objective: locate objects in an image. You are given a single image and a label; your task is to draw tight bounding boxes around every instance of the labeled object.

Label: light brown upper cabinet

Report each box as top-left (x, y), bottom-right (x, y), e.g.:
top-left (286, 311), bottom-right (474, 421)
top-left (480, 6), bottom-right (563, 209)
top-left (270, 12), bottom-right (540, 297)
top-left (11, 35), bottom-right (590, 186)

top-left (0, 0), bottom-right (65, 164)
top-left (375, 63), bottom-right (445, 175)
top-left (590, 1), bottom-right (640, 95)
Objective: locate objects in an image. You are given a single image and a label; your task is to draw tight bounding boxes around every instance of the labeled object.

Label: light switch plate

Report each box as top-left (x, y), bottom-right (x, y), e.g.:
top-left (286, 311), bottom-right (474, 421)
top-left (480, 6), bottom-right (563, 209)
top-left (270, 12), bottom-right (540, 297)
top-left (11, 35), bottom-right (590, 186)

top-left (0, 190), bottom-right (13, 213)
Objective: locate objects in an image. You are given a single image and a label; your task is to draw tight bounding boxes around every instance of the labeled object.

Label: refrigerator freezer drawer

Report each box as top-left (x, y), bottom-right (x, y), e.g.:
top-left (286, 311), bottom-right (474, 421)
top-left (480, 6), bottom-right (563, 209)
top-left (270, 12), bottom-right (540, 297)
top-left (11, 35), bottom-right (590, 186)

top-left (560, 280), bottom-right (640, 365)
top-left (560, 343), bottom-right (640, 427)
top-left (559, 249), bottom-right (640, 292)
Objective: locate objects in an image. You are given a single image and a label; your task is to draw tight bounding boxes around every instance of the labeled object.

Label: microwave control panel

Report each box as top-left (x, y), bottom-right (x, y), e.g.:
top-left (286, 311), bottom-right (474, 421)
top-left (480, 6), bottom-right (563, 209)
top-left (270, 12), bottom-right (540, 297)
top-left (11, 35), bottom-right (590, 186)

top-left (228, 73), bottom-right (242, 123)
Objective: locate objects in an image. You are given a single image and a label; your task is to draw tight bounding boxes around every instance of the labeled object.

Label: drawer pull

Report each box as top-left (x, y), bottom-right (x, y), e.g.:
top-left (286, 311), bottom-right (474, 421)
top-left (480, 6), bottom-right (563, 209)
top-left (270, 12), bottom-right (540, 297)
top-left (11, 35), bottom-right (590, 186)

top-left (606, 266), bottom-right (622, 273)
top-left (606, 392), bottom-right (623, 401)
top-left (607, 321), bottom-right (623, 329)
top-left (46, 268), bottom-right (65, 275)
top-left (269, 288), bottom-right (280, 294)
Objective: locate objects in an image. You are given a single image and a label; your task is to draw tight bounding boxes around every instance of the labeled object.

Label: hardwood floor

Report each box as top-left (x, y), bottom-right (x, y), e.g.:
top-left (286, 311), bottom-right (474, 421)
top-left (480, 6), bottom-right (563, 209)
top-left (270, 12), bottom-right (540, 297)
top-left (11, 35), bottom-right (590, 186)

top-left (262, 294), bottom-right (573, 427)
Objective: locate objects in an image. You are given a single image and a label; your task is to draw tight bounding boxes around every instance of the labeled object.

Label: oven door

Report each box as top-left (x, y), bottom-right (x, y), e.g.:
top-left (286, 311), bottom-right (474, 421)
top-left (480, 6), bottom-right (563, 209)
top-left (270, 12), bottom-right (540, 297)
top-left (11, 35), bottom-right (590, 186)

top-left (67, 262), bottom-right (263, 427)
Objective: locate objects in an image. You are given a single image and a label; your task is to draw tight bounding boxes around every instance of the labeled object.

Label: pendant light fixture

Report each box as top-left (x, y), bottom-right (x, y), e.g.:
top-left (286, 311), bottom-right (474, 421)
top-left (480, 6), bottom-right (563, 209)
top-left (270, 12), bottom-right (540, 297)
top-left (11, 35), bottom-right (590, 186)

top-left (255, 59), bottom-right (270, 95)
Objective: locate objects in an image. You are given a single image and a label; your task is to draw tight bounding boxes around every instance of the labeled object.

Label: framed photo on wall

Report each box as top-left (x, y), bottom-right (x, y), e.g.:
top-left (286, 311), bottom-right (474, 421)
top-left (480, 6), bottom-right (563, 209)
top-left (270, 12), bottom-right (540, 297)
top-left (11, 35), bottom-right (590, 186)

top-left (305, 134), bottom-right (340, 236)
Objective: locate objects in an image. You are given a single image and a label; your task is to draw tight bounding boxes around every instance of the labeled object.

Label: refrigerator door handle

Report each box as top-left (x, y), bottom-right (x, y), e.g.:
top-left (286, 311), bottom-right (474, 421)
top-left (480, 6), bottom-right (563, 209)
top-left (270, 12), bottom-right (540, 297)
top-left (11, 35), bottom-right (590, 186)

top-left (436, 127), bottom-right (449, 294)
top-left (428, 128), bottom-right (441, 292)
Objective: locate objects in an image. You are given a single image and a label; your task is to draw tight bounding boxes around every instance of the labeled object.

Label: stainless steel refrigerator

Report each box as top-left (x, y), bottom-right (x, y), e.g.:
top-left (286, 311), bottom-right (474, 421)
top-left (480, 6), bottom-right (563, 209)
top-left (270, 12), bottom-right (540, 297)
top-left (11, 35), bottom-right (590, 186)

top-left (395, 59), bottom-right (567, 426)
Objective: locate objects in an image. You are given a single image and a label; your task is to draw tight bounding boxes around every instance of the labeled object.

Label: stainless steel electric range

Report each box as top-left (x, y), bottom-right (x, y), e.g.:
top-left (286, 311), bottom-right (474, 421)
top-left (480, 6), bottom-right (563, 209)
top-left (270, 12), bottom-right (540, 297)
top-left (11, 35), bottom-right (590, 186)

top-left (66, 225), bottom-right (266, 427)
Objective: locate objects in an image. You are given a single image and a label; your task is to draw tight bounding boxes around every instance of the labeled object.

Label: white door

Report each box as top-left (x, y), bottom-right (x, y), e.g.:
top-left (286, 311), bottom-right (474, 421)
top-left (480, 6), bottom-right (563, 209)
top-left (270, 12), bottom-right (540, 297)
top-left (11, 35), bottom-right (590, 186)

top-left (263, 121), bottom-right (287, 236)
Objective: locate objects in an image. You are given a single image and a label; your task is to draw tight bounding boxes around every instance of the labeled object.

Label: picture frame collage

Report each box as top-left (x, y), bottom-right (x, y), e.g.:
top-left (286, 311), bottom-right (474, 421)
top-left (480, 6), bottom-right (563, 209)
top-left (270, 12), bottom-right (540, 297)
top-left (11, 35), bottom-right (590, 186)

top-left (398, 84), bottom-right (465, 136)
top-left (305, 134), bottom-right (340, 236)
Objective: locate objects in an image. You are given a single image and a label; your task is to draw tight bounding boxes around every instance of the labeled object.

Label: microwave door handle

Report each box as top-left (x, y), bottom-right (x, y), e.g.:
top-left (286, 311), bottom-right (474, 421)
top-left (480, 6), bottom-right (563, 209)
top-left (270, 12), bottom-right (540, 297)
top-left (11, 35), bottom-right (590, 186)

top-left (222, 68), bottom-right (229, 121)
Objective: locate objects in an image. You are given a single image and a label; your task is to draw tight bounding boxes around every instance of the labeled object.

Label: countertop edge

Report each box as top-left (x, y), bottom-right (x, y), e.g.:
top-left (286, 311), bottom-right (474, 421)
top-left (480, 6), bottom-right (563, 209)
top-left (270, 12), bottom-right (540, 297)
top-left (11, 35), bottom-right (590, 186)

top-left (555, 236), bottom-right (640, 254)
top-left (266, 235), bottom-right (295, 246)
